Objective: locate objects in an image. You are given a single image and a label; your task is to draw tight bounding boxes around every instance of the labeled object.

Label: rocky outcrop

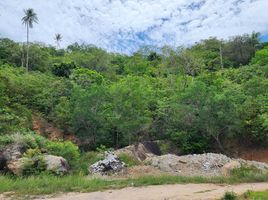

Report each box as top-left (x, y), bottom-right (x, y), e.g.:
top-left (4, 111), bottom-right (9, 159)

top-left (6, 158), bottom-right (25, 176)
top-left (0, 143), bottom-right (26, 172)
top-left (89, 152), bottom-right (125, 175)
top-left (1, 143), bottom-right (26, 162)
top-left (44, 155), bottom-right (69, 175)
top-left (0, 143), bottom-right (70, 175)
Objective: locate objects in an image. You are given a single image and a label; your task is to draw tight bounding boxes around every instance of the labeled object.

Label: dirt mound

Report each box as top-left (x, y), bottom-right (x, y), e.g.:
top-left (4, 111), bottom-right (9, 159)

top-left (32, 115), bottom-right (80, 144)
top-left (115, 142), bottom-right (160, 161)
top-left (146, 153), bottom-right (268, 177)
top-left (114, 165), bottom-right (166, 179)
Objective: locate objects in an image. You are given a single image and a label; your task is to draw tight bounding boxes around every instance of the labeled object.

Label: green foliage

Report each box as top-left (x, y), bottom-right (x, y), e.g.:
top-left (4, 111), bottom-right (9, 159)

top-left (0, 34), bottom-right (267, 154)
top-left (52, 62), bottom-right (76, 77)
top-left (46, 140), bottom-right (80, 167)
top-left (242, 190), bottom-right (268, 200)
top-left (231, 166), bottom-right (262, 179)
top-left (0, 38), bottom-right (22, 67)
top-left (221, 191), bottom-right (237, 200)
top-left (251, 47), bottom-right (268, 66)
top-left (73, 151), bottom-right (104, 175)
top-left (118, 153), bottom-right (140, 167)
top-left (71, 68), bottom-right (104, 87)
top-left (170, 131), bottom-right (210, 154)
top-left (1, 173), bottom-right (268, 196)
top-left (21, 149), bottom-right (47, 176)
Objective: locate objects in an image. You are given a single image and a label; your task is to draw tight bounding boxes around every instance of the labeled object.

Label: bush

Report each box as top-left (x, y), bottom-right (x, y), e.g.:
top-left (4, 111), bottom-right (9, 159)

top-left (0, 134), bottom-right (13, 150)
top-left (21, 149), bottom-right (47, 176)
top-left (118, 153), bottom-right (140, 167)
top-left (221, 191), bottom-right (237, 200)
top-left (47, 140), bottom-right (80, 167)
top-left (0, 132), bottom-right (49, 151)
top-left (231, 165), bottom-right (261, 179)
top-left (73, 151), bottom-right (104, 175)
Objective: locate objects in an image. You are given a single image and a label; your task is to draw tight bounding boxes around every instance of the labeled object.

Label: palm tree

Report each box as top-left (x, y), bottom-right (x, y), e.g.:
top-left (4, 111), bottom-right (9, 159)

top-left (55, 33), bottom-right (63, 49)
top-left (22, 8), bottom-right (38, 72)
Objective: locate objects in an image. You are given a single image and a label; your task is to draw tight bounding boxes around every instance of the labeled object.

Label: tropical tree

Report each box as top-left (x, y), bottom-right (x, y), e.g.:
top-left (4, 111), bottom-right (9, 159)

top-left (21, 8), bottom-right (38, 72)
top-left (55, 33), bottom-right (62, 49)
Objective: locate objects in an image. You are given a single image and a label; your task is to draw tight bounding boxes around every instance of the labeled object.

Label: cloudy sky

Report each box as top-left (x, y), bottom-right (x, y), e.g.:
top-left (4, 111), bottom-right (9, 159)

top-left (0, 0), bottom-right (268, 53)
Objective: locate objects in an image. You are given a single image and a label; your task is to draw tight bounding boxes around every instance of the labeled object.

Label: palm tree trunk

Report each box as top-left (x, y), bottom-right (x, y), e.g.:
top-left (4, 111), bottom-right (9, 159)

top-left (219, 42), bottom-right (224, 69)
top-left (26, 23), bottom-right (29, 72)
top-left (21, 44), bottom-right (25, 67)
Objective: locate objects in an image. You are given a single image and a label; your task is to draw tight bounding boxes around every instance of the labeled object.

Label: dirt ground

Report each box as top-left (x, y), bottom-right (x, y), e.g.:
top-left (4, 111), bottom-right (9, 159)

top-left (26, 182), bottom-right (268, 200)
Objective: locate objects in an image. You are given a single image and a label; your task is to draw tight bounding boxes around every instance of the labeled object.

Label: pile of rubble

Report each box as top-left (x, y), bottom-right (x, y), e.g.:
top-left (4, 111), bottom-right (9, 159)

top-left (89, 152), bottom-right (126, 175)
top-left (146, 153), bottom-right (268, 177)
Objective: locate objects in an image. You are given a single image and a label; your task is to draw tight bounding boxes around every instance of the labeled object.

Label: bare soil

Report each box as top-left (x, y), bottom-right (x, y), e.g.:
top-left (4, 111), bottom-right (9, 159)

top-left (31, 182), bottom-right (268, 200)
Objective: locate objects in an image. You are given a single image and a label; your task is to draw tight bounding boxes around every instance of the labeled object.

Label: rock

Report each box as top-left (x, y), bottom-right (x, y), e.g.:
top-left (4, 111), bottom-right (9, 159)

top-left (6, 158), bottom-right (25, 176)
top-left (89, 151), bottom-right (125, 175)
top-left (44, 155), bottom-right (69, 175)
top-left (0, 143), bottom-right (27, 172)
top-left (0, 153), bottom-right (6, 170)
top-left (147, 153), bottom-right (268, 177)
top-left (146, 153), bottom-right (233, 176)
top-left (1, 143), bottom-right (26, 162)
top-left (221, 161), bottom-right (241, 176)
top-left (115, 142), bottom-right (160, 161)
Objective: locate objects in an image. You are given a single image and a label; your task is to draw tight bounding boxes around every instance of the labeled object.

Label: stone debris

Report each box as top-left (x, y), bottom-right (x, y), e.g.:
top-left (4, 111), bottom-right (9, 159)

top-left (146, 153), bottom-right (268, 177)
top-left (89, 152), bottom-right (126, 175)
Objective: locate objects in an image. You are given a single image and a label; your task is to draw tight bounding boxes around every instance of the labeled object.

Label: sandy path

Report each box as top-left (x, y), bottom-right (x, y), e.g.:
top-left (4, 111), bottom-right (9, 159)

top-left (31, 182), bottom-right (268, 200)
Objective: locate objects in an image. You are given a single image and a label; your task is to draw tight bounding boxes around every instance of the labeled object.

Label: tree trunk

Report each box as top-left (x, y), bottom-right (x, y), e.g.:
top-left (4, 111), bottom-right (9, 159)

top-left (214, 135), bottom-right (226, 154)
top-left (21, 44), bottom-right (25, 67)
top-left (219, 42), bottom-right (224, 69)
top-left (26, 23), bottom-right (29, 72)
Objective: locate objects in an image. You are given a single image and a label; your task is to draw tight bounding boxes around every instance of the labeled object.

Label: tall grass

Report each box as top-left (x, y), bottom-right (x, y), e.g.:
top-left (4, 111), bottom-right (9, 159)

top-left (1, 169), bottom-right (268, 196)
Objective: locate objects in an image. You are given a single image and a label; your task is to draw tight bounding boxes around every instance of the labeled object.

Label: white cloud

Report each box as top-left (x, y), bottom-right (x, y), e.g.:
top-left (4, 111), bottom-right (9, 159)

top-left (0, 0), bottom-right (268, 53)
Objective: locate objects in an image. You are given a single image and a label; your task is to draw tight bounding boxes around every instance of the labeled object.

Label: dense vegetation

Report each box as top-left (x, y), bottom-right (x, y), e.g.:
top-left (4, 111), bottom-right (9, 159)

top-left (0, 32), bottom-right (268, 155)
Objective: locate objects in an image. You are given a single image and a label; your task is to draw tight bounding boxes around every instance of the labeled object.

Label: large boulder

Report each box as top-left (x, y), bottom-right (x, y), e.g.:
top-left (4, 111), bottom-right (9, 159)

top-left (6, 158), bottom-right (25, 176)
top-left (44, 155), bottom-right (69, 175)
top-left (0, 143), bottom-right (26, 172)
top-left (1, 143), bottom-right (26, 162)
top-left (89, 152), bottom-right (125, 175)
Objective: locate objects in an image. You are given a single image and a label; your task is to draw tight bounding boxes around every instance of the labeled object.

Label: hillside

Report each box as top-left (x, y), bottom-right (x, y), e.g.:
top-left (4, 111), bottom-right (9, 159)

top-left (0, 34), bottom-right (268, 199)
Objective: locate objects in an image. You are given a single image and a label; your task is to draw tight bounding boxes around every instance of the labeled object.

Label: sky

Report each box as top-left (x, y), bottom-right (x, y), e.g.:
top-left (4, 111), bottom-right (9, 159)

top-left (0, 0), bottom-right (268, 53)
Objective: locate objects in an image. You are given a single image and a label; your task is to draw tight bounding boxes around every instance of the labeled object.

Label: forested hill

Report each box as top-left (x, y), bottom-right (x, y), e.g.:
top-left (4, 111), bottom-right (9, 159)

top-left (0, 33), bottom-right (268, 154)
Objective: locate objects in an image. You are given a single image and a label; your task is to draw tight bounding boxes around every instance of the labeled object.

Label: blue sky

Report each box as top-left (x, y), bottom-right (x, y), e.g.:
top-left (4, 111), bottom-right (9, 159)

top-left (261, 35), bottom-right (268, 42)
top-left (1, 0), bottom-right (268, 53)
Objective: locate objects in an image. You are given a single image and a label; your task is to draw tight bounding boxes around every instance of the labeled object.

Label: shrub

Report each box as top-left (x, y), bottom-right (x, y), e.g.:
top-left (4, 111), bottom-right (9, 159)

top-left (73, 151), bottom-right (104, 175)
top-left (0, 134), bottom-right (13, 150)
top-left (221, 191), bottom-right (237, 200)
top-left (47, 140), bottom-right (80, 167)
top-left (118, 153), bottom-right (140, 167)
top-left (21, 149), bottom-right (47, 176)
top-left (231, 165), bottom-right (261, 178)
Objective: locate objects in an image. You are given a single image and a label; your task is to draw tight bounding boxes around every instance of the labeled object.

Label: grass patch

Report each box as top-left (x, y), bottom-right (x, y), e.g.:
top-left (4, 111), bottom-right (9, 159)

top-left (221, 191), bottom-right (237, 200)
top-left (72, 151), bottom-right (104, 175)
top-left (118, 153), bottom-right (140, 167)
top-left (240, 190), bottom-right (268, 200)
top-left (1, 171), bottom-right (268, 196)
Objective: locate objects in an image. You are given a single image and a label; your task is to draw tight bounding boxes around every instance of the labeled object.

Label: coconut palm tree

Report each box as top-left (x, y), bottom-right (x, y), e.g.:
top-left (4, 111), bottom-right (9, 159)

top-left (55, 33), bottom-right (63, 49)
top-left (21, 8), bottom-right (38, 72)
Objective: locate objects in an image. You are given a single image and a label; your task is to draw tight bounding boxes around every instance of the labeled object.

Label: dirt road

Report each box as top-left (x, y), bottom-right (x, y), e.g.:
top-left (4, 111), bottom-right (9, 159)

top-left (32, 183), bottom-right (268, 200)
